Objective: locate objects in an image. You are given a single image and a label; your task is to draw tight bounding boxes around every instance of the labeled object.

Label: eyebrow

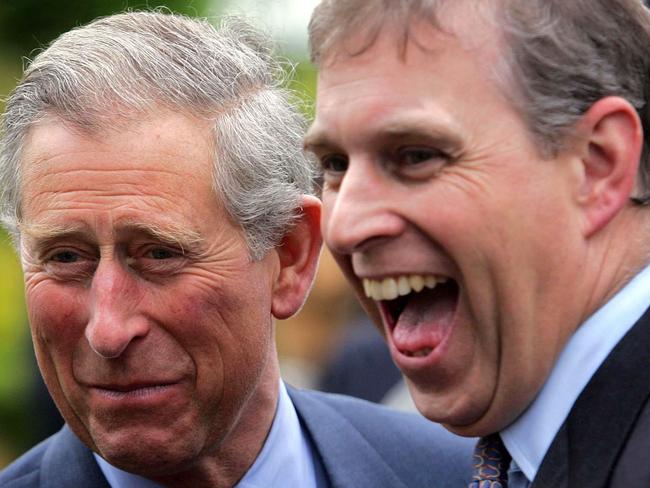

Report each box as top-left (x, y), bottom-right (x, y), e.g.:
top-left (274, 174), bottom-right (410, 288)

top-left (20, 220), bottom-right (203, 253)
top-left (20, 222), bottom-right (87, 243)
top-left (120, 221), bottom-right (203, 251)
top-left (304, 116), bottom-right (465, 154)
top-left (303, 127), bottom-right (331, 153)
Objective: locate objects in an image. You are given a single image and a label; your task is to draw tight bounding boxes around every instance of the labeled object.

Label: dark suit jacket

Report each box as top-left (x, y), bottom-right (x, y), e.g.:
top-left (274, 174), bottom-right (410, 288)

top-left (532, 308), bottom-right (650, 488)
top-left (0, 386), bottom-right (474, 487)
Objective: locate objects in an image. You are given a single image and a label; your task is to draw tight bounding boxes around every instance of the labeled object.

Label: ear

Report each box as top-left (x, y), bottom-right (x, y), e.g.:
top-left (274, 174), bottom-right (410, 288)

top-left (271, 195), bottom-right (323, 319)
top-left (575, 96), bottom-right (643, 237)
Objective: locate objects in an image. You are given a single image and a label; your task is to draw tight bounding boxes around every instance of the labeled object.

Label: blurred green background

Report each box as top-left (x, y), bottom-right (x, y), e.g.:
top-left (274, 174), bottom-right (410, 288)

top-left (0, 0), bottom-right (320, 467)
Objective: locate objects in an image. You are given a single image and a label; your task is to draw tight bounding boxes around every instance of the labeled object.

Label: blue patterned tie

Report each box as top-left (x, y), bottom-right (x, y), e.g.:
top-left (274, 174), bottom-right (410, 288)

top-left (468, 434), bottom-right (511, 488)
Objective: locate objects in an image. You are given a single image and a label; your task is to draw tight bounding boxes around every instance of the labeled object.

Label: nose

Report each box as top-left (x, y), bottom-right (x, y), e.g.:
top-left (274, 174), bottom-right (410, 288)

top-left (323, 160), bottom-right (405, 255)
top-left (85, 259), bottom-right (149, 358)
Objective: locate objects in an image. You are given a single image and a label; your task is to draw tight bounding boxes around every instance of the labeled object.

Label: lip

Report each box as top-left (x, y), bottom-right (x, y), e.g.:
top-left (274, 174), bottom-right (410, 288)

top-left (87, 381), bottom-right (184, 405)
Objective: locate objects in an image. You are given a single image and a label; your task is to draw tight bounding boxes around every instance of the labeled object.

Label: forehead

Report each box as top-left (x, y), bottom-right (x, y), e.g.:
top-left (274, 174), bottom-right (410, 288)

top-left (22, 111), bottom-right (213, 173)
top-left (19, 112), bottom-right (223, 238)
top-left (307, 10), bottom-right (511, 149)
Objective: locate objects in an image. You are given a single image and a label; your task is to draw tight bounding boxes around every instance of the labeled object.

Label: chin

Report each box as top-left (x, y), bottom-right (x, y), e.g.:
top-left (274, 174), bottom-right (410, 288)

top-left (440, 408), bottom-right (520, 438)
top-left (104, 448), bottom-right (197, 477)
top-left (409, 385), bottom-right (489, 434)
top-left (94, 429), bottom-right (203, 476)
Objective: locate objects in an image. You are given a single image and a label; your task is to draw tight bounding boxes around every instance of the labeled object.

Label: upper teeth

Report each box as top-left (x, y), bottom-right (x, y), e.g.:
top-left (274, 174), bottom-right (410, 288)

top-left (362, 275), bottom-right (447, 301)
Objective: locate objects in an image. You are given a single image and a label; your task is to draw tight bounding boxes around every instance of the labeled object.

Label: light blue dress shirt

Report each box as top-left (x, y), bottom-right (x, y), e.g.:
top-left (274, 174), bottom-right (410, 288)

top-left (500, 264), bottom-right (650, 486)
top-left (95, 380), bottom-right (318, 488)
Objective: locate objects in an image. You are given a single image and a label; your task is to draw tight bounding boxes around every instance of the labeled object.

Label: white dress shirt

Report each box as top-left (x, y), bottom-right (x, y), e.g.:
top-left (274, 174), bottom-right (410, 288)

top-left (500, 264), bottom-right (650, 485)
top-left (95, 380), bottom-right (318, 488)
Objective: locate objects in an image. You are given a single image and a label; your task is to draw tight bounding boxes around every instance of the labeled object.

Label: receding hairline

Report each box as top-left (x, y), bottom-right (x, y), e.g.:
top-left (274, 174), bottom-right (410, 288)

top-left (309, 0), bottom-right (499, 66)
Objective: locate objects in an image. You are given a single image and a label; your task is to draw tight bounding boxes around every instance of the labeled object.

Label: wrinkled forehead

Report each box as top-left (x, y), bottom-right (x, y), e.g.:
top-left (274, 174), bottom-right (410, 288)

top-left (20, 110), bottom-right (214, 178)
top-left (17, 111), bottom-right (219, 228)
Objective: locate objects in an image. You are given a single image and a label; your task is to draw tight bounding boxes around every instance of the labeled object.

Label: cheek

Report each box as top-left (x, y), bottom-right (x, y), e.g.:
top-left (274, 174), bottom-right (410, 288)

top-left (26, 284), bottom-right (90, 420)
top-left (320, 192), bottom-right (337, 232)
top-left (163, 282), bottom-right (274, 431)
top-left (27, 284), bottom-right (88, 362)
top-left (164, 280), bottom-right (273, 373)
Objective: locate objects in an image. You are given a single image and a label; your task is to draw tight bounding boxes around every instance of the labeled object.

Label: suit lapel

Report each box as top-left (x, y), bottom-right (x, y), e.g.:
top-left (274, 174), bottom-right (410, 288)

top-left (534, 308), bottom-right (650, 488)
top-left (40, 426), bottom-right (110, 488)
top-left (288, 388), bottom-right (410, 488)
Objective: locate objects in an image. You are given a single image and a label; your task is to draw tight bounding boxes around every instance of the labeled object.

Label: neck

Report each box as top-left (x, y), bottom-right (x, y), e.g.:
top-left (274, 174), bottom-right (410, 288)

top-left (578, 207), bottom-right (650, 325)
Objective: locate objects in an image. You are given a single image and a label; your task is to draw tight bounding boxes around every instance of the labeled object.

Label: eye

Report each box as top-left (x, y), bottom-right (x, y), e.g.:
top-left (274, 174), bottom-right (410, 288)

top-left (397, 147), bottom-right (448, 166)
top-left (146, 247), bottom-right (177, 260)
top-left (393, 146), bottom-right (450, 179)
top-left (319, 153), bottom-right (349, 188)
top-left (320, 153), bottom-right (349, 173)
top-left (42, 248), bottom-right (97, 282)
top-left (129, 244), bottom-right (188, 278)
top-left (51, 250), bottom-right (81, 263)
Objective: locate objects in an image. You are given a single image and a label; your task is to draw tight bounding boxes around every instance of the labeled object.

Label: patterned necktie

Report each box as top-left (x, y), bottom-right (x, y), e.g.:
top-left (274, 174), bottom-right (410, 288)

top-left (468, 434), bottom-right (512, 488)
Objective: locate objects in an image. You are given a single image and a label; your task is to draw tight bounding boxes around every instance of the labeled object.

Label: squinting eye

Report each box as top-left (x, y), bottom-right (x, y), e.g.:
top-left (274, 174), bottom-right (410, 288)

top-left (398, 147), bottom-right (448, 166)
top-left (131, 245), bottom-right (188, 279)
top-left (41, 248), bottom-right (96, 282)
top-left (321, 154), bottom-right (349, 173)
top-left (51, 250), bottom-right (80, 263)
top-left (147, 248), bottom-right (177, 260)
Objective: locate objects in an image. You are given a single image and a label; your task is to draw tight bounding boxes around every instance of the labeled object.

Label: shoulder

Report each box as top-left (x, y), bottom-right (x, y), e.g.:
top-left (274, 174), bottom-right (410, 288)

top-left (289, 387), bottom-right (474, 487)
top-left (0, 426), bottom-right (107, 488)
top-left (291, 387), bottom-right (473, 451)
top-left (0, 435), bottom-right (55, 488)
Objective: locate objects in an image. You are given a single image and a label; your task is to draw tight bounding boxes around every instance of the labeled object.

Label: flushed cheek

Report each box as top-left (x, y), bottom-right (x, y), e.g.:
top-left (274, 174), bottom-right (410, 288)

top-left (177, 289), bottom-right (271, 372)
top-left (149, 290), bottom-right (230, 366)
top-left (153, 289), bottom-right (270, 443)
top-left (27, 283), bottom-right (87, 351)
top-left (27, 293), bottom-right (89, 426)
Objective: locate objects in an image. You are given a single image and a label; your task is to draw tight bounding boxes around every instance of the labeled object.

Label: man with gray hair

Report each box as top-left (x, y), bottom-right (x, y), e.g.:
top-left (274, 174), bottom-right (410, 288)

top-left (0, 10), bottom-right (474, 488)
top-left (305, 0), bottom-right (650, 486)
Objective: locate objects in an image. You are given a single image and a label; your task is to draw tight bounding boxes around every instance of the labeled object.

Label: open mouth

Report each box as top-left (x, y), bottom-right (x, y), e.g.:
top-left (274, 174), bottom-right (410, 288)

top-left (362, 275), bottom-right (459, 359)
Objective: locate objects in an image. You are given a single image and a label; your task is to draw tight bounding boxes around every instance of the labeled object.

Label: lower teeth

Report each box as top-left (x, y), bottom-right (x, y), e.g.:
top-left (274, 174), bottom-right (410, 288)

top-left (405, 348), bottom-right (432, 358)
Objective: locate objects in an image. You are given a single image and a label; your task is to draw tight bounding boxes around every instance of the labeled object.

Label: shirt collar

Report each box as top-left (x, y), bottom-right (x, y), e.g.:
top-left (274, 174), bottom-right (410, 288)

top-left (95, 380), bottom-right (317, 488)
top-left (501, 264), bottom-right (650, 482)
top-left (235, 381), bottom-right (317, 488)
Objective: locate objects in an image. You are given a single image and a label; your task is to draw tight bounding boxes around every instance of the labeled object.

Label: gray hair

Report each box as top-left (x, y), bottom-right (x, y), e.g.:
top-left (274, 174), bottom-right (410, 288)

top-left (0, 11), bottom-right (316, 259)
top-left (308, 0), bottom-right (650, 199)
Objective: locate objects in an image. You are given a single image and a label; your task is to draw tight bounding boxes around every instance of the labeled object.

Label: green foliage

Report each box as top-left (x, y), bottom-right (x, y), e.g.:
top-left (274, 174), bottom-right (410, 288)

top-left (0, 233), bottom-right (27, 397)
top-left (0, 231), bottom-right (31, 464)
top-left (287, 60), bottom-right (318, 120)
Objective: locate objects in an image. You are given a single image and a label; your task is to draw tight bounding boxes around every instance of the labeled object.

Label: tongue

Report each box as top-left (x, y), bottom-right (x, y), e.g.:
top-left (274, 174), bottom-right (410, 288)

top-left (392, 285), bottom-right (456, 353)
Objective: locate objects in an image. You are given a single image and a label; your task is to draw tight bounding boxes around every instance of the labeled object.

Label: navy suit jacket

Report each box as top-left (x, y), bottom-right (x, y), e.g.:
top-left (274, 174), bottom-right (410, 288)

top-left (0, 387), bottom-right (474, 487)
top-left (532, 308), bottom-right (650, 488)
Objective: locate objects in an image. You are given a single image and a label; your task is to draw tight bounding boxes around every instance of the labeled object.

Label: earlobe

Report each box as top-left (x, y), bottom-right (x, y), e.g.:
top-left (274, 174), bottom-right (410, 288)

top-left (576, 96), bottom-right (642, 237)
top-left (271, 196), bottom-right (323, 319)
